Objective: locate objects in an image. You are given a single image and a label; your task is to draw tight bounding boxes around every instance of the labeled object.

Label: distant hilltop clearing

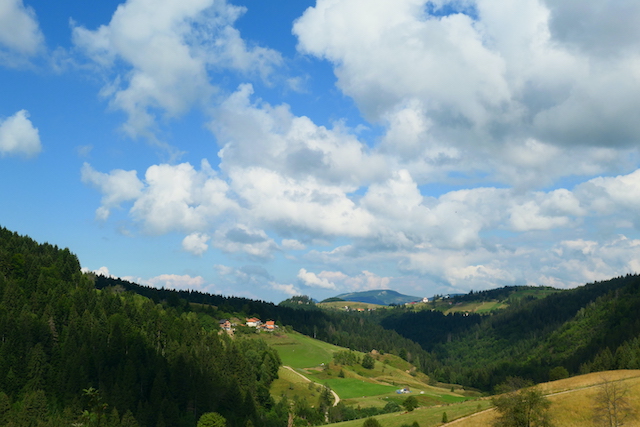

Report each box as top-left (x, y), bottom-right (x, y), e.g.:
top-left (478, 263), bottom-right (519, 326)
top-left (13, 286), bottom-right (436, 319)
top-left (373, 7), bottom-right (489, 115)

top-left (326, 289), bottom-right (423, 306)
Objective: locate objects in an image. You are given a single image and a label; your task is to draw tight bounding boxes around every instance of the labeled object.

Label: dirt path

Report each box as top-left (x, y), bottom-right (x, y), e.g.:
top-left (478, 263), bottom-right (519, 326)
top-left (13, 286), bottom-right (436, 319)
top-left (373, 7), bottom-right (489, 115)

top-left (283, 365), bottom-right (341, 406)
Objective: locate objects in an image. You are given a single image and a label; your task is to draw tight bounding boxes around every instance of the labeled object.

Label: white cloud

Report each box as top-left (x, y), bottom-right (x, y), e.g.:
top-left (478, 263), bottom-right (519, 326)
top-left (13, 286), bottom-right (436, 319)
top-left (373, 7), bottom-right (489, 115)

top-left (293, 0), bottom-right (640, 188)
top-left (82, 266), bottom-right (114, 277)
top-left (0, 0), bottom-right (44, 63)
top-left (282, 239), bottom-right (306, 251)
top-left (72, 0), bottom-right (281, 140)
top-left (131, 160), bottom-right (237, 234)
top-left (297, 268), bottom-right (337, 290)
top-left (81, 163), bottom-right (144, 220)
top-left (182, 232), bottom-right (210, 255)
top-left (269, 281), bottom-right (301, 296)
top-left (143, 273), bottom-right (207, 291)
top-left (77, 0), bottom-right (640, 300)
top-left (213, 224), bottom-right (278, 259)
top-left (576, 169), bottom-right (640, 215)
top-left (213, 84), bottom-right (387, 186)
top-left (0, 110), bottom-right (41, 158)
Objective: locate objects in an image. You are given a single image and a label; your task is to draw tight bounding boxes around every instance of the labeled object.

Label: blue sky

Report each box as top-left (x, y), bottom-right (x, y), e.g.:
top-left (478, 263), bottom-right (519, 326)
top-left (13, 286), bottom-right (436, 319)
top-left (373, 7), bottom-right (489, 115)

top-left (3, 0), bottom-right (640, 303)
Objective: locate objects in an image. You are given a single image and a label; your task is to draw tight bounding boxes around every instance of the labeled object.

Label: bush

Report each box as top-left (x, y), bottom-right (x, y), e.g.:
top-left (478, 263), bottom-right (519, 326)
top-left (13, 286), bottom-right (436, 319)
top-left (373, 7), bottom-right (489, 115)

top-left (402, 396), bottom-right (419, 412)
top-left (362, 417), bottom-right (382, 427)
top-left (362, 353), bottom-right (375, 369)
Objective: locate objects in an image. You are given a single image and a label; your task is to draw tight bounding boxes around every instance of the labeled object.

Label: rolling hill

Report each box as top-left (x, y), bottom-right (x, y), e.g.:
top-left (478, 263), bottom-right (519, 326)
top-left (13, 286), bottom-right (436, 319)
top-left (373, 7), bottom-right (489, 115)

top-left (330, 289), bottom-right (422, 306)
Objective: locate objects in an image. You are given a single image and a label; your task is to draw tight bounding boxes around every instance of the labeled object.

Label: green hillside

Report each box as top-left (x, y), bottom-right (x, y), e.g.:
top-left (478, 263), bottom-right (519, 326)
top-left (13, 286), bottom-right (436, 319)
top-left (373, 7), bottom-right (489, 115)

top-left (258, 330), bottom-right (478, 423)
top-left (376, 275), bottom-right (640, 390)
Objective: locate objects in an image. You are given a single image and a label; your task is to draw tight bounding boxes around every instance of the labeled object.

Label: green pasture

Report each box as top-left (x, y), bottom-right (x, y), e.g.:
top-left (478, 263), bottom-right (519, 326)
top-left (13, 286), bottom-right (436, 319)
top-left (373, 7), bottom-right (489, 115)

top-left (270, 366), bottom-right (322, 405)
top-left (307, 376), bottom-right (398, 399)
top-left (260, 330), bottom-right (342, 368)
top-left (318, 301), bottom-right (387, 311)
top-left (325, 398), bottom-right (491, 427)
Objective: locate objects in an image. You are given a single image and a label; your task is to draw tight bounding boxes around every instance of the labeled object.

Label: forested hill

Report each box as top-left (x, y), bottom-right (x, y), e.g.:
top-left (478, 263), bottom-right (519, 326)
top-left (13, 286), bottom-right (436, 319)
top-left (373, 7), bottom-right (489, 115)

top-left (0, 227), bottom-right (283, 427)
top-left (95, 274), bottom-right (437, 373)
top-left (376, 275), bottom-right (640, 390)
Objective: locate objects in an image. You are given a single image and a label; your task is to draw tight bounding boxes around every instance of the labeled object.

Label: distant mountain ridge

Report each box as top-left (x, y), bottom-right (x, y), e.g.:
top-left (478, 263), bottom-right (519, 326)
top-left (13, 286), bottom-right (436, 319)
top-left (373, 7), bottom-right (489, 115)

top-left (331, 289), bottom-right (422, 306)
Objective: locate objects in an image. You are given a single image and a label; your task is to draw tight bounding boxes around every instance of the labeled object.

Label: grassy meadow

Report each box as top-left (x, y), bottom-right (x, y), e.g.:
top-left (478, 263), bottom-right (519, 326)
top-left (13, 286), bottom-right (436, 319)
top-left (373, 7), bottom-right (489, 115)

top-left (261, 330), bottom-right (480, 412)
top-left (445, 370), bottom-right (640, 427)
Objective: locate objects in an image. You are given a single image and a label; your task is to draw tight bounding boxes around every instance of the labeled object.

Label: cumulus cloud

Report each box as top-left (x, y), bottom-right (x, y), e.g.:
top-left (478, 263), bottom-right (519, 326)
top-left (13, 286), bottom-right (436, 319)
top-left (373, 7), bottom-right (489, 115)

top-left (182, 232), bottom-right (210, 256)
top-left (0, 0), bottom-right (44, 64)
top-left (81, 0), bottom-right (640, 299)
top-left (81, 163), bottom-right (144, 220)
top-left (294, 0), bottom-right (640, 187)
top-left (72, 0), bottom-right (281, 140)
top-left (269, 281), bottom-right (300, 296)
top-left (282, 239), bottom-right (306, 251)
top-left (213, 224), bottom-right (278, 259)
top-left (0, 110), bottom-right (41, 158)
top-left (297, 268), bottom-right (337, 290)
top-left (130, 160), bottom-right (236, 234)
top-left (212, 84), bottom-right (387, 186)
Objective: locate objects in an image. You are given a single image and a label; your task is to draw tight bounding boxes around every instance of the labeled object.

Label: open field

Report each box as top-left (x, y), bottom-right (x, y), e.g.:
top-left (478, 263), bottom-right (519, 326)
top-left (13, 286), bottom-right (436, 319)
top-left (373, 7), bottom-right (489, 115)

top-left (317, 370), bottom-right (640, 427)
top-left (318, 301), bottom-right (387, 311)
top-left (259, 330), bottom-right (343, 368)
top-left (262, 330), bottom-right (480, 413)
top-left (447, 370), bottom-right (640, 427)
top-left (270, 365), bottom-right (323, 405)
top-left (444, 300), bottom-right (507, 314)
top-left (325, 398), bottom-right (492, 427)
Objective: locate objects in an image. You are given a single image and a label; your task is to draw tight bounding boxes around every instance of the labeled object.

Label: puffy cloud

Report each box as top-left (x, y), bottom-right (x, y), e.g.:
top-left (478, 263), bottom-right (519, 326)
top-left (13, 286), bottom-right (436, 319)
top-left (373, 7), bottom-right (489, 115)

top-left (229, 166), bottom-right (374, 239)
top-left (182, 232), bottom-right (210, 255)
top-left (297, 269), bottom-right (391, 292)
top-left (0, 0), bottom-right (44, 63)
top-left (294, 0), bottom-right (510, 126)
top-left (83, 159), bottom-right (237, 229)
top-left (269, 282), bottom-right (300, 296)
top-left (575, 169), bottom-right (640, 215)
top-left (81, 163), bottom-right (144, 220)
top-left (72, 0), bottom-right (281, 139)
top-left (282, 239), bottom-right (306, 251)
top-left (213, 224), bottom-right (278, 259)
top-left (297, 268), bottom-right (337, 290)
top-left (212, 84), bottom-right (387, 186)
top-left (293, 0), bottom-right (640, 187)
top-left (0, 110), bottom-right (41, 158)
top-left (131, 160), bottom-right (236, 234)
top-left (544, 0), bottom-right (640, 57)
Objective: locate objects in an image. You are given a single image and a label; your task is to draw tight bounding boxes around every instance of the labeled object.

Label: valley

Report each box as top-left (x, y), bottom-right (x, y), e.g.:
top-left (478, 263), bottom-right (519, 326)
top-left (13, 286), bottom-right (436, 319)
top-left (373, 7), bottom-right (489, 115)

top-left (2, 226), bottom-right (640, 426)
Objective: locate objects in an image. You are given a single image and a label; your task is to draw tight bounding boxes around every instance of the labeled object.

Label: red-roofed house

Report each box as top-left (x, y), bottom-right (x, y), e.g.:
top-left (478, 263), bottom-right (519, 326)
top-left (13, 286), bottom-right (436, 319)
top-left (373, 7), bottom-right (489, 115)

top-left (264, 320), bottom-right (276, 331)
top-left (246, 317), bottom-right (261, 328)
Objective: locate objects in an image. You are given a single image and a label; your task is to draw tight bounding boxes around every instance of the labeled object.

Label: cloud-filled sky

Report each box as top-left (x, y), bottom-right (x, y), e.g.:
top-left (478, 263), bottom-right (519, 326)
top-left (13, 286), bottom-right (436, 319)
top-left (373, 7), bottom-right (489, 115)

top-left (2, 0), bottom-right (640, 302)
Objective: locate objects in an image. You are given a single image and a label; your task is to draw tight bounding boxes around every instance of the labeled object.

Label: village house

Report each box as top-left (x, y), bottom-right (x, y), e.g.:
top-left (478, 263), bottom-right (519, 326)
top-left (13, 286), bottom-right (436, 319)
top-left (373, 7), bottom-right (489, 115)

top-left (219, 319), bottom-right (231, 331)
top-left (264, 320), bottom-right (276, 331)
top-left (246, 317), bottom-right (262, 328)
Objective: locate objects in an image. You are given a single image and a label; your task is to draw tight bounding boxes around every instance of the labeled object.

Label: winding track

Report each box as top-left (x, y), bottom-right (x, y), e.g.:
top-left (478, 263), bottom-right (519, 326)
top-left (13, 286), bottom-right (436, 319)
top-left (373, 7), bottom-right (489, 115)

top-left (283, 365), bottom-right (341, 407)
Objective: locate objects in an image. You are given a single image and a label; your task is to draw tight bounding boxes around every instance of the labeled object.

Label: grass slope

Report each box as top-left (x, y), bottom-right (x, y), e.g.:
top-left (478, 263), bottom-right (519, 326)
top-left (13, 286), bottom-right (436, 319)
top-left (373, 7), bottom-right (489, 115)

top-left (442, 370), bottom-right (640, 427)
top-left (261, 330), bottom-right (478, 410)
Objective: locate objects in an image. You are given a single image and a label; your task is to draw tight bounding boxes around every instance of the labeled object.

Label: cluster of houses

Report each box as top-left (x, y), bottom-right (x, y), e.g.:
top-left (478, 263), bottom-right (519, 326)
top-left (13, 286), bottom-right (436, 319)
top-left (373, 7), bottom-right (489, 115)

top-left (404, 297), bottom-right (431, 306)
top-left (341, 306), bottom-right (373, 312)
top-left (218, 317), bottom-right (277, 333)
